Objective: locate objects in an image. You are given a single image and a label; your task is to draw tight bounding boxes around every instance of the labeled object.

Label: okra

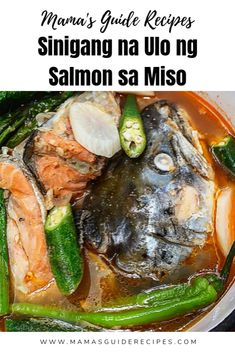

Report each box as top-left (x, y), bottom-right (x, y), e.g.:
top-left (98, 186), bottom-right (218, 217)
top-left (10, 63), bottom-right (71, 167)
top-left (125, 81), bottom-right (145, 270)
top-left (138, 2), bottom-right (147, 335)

top-left (0, 92), bottom-right (37, 114)
top-left (45, 204), bottom-right (83, 296)
top-left (119, 95), bottom-right (147, 158)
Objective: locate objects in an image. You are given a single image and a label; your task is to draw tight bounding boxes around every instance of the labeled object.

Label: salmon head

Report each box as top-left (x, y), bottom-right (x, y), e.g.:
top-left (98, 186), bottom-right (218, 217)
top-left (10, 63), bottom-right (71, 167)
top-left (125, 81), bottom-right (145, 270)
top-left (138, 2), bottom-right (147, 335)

top-left (77, 100), bottom-right (216, 279)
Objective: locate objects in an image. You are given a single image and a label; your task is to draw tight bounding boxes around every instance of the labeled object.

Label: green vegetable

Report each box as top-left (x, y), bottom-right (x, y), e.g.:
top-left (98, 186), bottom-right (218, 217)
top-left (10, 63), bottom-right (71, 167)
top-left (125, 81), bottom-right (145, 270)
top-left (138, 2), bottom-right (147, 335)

top-left (205, 240), bottom-right (235, 293)
top-left (11, 241), bottom-right (235, 329)
top-left (0, 92), bottom-right (35, 105)
top-left (104, 281), bottom-right (201, 309)
top-left (0, 189), bottom-right (9, 315)
top-left (0, 92), bottom-right (37, 114)
top-left (0, 113), bottom-right (21, 137)
top-left (5, 317), bottom-right (98, 332)
top-left (119, 95), bottom-right (146, 158)
top-left (6, 119), bottom-right (38, 148)
top-left (211, 135), bottom-right (235, 176)
top-left (45, 204), bottom-right (83, 296)
top-left (221, 241), bottom-right (235, 280)
top-left (11, 279), bottom-right (217, 328)
top-left (4, 91), bottom-right (74, 148)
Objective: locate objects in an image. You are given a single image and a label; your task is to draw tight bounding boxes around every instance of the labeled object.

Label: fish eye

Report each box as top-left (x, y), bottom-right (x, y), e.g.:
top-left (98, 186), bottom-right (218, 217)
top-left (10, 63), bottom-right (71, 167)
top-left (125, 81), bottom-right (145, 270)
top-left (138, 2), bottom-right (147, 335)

top-left (153, 153), bottom-right (175, 172)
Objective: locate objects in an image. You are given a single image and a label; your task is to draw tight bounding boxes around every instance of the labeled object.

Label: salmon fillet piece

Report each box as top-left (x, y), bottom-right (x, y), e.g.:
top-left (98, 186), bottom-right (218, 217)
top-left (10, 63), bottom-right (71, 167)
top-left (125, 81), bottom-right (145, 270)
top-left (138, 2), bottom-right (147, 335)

top-left (0, 158), bottom-right (52, 294)
top-left (36, 154), bottom-right (97, 199)
top-left (34, 130), bottom-right (96, 163)
top-left (24, 130), bottom-right (105, 205)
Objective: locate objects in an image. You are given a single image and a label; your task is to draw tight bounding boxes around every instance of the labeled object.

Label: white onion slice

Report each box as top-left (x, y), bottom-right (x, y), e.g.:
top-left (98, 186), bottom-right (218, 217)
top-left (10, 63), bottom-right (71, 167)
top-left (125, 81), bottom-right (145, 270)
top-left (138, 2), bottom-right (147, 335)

top-left (216, 188), bottom-right (234, 256)
top-left (69, 102), bottom-right (121, 158)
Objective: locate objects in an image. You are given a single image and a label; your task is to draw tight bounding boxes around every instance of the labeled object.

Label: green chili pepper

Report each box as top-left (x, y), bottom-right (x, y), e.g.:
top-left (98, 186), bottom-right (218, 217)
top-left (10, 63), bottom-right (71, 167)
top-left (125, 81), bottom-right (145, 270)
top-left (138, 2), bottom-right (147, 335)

top-left (11, 278), bottom-right (216, 328)
top-left (104, 278), bottom-right (206, 309)
top-left (105, 239), bottom-right (235, 309)
top-left (139, 239), bottom-right (235, 307)
top-left (10, 242), bottom-right (235, 328)
top-left (119, 95), bottom-right (146, 158)
top-left (205, 240), bottom-right (235, 293)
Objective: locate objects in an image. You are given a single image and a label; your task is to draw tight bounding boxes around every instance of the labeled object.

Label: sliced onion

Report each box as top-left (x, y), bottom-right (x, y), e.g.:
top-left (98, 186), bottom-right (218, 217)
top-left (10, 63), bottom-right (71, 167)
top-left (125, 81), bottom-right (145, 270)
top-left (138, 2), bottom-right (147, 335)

top-left (69, 102), bottom-right (121, 158)
top-left (216, 188), bottom-right (234, 256)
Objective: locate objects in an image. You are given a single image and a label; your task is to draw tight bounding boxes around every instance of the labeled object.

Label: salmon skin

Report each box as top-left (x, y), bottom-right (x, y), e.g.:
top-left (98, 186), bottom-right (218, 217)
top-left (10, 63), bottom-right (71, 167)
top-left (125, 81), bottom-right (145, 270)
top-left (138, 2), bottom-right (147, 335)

top-left (77, 101), bottom-right (216, 280)
top-left (0, 155), bottom-right (53, 294)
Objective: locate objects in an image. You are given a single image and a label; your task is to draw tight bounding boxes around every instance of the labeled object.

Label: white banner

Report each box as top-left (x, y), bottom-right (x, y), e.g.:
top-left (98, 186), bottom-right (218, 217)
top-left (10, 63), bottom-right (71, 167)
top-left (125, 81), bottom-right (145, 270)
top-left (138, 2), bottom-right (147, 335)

top-left (0, 0), bottom-right (235, 90)
top-left (0, 332), bottom-right (234, 353)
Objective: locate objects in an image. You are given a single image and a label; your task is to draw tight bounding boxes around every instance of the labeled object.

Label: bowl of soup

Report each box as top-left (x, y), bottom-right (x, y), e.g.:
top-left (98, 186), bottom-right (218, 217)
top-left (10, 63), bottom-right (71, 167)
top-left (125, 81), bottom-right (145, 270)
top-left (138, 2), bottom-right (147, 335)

top-left (0, 90), bottom-right (234, 332)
